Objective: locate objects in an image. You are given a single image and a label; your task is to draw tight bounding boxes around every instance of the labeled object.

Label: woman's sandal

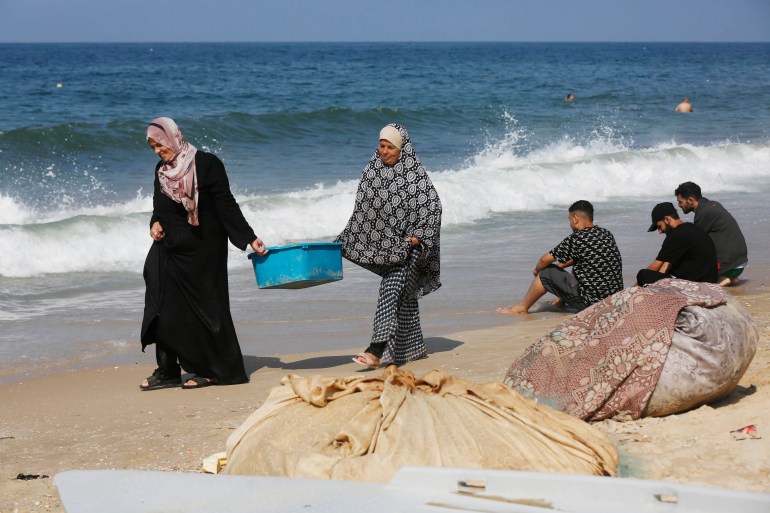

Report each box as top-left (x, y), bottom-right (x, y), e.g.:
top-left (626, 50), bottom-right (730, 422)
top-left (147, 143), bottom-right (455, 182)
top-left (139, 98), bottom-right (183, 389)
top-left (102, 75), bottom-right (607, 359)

top-left (181, 375), bottom-right (214, 390)
top-left (139, 369), bottom-right (182, 391)
top-left (352, 352), bottom-right (380, 370)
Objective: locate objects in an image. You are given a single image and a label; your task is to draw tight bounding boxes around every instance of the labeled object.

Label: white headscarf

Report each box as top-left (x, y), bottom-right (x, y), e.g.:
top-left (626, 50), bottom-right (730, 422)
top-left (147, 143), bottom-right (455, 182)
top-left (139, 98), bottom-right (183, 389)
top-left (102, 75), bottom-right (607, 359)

top-left (379, 125), bottom-right (403, 149)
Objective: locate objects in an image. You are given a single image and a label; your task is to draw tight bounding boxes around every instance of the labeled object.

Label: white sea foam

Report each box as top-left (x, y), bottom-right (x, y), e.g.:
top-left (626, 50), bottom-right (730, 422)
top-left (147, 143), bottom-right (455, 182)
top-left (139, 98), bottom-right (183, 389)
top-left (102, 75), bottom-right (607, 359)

top-left (0, 194), bottom-right (35, 225)
top-left (1, 138), bottom-right (768, 278)
top-left (438, 138), bottom-right (769, 225)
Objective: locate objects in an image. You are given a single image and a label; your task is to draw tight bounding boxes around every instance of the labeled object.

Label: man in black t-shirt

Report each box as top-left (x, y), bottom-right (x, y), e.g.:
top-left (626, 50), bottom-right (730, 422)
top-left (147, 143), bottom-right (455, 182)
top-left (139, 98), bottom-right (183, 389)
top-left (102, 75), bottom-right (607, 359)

top-left (499, 200), bottom-right (624, 314)
top-left (636, 202), bottom-right (718, 286)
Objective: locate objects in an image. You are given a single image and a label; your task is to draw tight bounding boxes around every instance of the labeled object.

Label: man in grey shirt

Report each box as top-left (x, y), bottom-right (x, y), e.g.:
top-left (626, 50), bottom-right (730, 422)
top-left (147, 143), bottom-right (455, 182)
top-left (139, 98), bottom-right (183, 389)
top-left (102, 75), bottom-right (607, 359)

top-left (675, 181), bottom-right (748, 286)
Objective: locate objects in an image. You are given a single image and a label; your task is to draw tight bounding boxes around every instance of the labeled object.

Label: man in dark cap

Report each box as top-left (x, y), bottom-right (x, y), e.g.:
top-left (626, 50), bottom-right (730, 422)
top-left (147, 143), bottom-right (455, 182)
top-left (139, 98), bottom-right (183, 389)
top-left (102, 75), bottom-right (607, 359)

top-left (636, 202), bottom-right (718, 286)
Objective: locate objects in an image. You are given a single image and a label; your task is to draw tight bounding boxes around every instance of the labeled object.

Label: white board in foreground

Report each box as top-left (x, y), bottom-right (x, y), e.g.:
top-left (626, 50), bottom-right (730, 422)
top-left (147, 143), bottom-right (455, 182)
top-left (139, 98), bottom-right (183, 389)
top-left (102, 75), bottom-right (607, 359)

top-left (55, 466), bottom-right (770, 513)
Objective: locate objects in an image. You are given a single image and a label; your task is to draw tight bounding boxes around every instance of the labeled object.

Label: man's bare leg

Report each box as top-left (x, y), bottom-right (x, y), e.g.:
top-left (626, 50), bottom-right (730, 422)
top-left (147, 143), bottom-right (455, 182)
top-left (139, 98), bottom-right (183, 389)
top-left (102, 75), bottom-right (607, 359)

top-left (498, 274), bottom-right (547, 314)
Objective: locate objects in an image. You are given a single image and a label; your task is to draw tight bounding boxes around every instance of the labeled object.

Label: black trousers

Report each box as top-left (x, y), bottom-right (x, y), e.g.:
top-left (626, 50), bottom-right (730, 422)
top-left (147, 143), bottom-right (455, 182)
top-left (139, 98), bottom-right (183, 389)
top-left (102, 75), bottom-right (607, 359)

top-left (636, 269), bottom-right (670, 287)
top-left (155, 344), bottom-right (182, 379)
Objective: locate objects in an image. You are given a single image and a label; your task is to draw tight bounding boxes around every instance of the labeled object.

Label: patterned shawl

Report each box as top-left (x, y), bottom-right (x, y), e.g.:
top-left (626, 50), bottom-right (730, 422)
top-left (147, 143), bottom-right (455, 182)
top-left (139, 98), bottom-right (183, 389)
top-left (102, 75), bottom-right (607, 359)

top-left (503, 279), bottom-right (726, 422)
top-left (336, 124), bottom-right (442, 298)
top-left (146, 117), bottom-right (199, 226)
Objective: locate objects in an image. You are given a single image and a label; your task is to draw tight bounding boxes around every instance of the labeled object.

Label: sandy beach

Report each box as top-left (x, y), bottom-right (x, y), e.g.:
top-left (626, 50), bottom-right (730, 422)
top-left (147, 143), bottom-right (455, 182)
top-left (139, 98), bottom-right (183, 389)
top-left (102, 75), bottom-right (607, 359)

top-left (2, 281), bottom-right (770, 511)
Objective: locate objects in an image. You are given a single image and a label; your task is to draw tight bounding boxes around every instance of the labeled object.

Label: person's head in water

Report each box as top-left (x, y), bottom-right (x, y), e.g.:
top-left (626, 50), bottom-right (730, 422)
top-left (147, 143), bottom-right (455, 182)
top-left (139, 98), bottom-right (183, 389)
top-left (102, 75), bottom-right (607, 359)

top-left (565, 92), bottom-right (575, 102)
top-left (675, 97), bottom-right (693, 112)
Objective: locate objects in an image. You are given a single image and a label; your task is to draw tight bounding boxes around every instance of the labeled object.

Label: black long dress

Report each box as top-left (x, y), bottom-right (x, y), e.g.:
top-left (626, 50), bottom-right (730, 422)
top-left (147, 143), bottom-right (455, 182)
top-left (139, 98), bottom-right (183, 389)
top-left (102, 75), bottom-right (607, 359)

top-left (140, 151), bottom-right (256, 385)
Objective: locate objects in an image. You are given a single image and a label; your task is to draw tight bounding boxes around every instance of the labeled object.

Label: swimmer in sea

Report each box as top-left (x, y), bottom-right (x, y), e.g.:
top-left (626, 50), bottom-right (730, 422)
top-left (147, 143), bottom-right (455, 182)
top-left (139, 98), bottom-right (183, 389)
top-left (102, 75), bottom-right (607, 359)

top-left (675, 97), bottom-right (693, 113)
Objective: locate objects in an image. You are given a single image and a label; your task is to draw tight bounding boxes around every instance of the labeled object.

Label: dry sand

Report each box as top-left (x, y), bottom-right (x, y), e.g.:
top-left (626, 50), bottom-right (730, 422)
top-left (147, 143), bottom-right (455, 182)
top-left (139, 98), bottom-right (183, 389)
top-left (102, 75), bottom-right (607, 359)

top-left (2, 289), bottom-right (769, 511)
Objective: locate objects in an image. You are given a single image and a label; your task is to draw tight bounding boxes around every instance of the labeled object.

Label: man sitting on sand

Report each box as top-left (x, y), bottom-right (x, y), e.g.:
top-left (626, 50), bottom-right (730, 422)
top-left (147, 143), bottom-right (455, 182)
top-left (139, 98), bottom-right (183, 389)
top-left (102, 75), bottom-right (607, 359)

top-left (498, 200), bottom-right (623, 314)
top-left (675, 98), bottom-right (694, 112)
top-left (636, 202), bottom-right (717, 286)
top-left (675, 181), bottom-right (748, 287)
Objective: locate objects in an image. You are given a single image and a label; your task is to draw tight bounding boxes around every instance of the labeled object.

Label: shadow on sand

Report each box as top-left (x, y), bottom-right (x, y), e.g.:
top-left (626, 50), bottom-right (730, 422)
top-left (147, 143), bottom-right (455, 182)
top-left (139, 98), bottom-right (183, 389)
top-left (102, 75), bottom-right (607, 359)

top-left (242, 336), bottom-right (464, 374)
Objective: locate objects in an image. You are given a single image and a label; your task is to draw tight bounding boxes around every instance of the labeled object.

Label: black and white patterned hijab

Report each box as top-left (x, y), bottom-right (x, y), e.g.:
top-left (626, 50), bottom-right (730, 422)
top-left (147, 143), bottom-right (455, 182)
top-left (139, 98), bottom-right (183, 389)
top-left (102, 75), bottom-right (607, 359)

top-left (336, 124), bottom-right (442, 298)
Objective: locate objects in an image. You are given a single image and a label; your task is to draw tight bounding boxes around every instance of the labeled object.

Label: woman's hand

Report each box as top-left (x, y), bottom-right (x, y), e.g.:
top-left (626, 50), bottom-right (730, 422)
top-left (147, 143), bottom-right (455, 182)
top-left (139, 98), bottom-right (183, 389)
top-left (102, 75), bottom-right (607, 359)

top-left (251, 237), bottom-right (268, 255)
top-left (150, 221), bottom-right (165, 241)
top-left (406, 236), bottom-right (420, 247)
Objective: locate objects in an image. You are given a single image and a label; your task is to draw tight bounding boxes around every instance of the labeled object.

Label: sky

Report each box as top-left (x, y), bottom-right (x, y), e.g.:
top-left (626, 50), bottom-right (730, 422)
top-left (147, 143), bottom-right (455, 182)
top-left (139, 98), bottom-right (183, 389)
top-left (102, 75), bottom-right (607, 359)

top-left (1, 0), bottom-right (769, 43)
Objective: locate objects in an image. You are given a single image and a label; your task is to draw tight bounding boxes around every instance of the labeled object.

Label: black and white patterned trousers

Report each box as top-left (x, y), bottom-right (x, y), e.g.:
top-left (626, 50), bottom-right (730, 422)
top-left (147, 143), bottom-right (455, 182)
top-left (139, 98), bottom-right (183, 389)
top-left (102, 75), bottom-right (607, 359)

top-left (365, 246), bottom-right (427, 365)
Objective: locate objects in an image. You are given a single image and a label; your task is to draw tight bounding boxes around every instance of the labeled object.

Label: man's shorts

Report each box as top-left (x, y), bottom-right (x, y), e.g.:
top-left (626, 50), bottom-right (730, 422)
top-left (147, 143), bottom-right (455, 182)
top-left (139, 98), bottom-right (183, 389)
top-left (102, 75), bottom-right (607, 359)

top-left (720, 262), bottom-right (747, 280)
top-left (539, 265), bottom-right (588, 311)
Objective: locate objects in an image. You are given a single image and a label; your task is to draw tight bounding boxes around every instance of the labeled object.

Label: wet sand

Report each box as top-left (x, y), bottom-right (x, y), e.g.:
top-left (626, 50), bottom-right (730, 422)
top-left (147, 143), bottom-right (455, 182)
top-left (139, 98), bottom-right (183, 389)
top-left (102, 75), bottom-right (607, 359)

top-left (2, 287), bottom-right (769, 511)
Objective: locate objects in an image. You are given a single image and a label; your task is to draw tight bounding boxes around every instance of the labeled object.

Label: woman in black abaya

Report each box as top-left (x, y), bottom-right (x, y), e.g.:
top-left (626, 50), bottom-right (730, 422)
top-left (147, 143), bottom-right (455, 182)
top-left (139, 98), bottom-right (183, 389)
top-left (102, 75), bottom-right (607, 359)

top-left (336, 124), bottom-right (442, 369)
top-left (139, 117), bottom-right (267, 390)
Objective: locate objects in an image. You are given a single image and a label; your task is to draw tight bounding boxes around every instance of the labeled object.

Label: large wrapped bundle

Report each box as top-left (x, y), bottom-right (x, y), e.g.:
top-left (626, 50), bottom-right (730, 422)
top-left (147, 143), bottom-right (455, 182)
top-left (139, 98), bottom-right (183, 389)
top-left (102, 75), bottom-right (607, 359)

top-left (504, 279), bottom-right (743, 421)
top-left (646, 293), bottom-right (757, 416)
top-left (225, 367), bottom-right (617, 481)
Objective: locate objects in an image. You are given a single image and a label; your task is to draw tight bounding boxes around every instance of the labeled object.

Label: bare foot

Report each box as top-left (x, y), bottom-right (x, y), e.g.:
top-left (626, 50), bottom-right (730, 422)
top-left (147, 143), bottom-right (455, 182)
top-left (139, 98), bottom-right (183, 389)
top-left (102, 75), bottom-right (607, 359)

top-left (718, 277), bottom-right (732, 287)
top-left (497, 304), bottom-right (529, 314)
top-left (182, 376), bottom-right (213, 389)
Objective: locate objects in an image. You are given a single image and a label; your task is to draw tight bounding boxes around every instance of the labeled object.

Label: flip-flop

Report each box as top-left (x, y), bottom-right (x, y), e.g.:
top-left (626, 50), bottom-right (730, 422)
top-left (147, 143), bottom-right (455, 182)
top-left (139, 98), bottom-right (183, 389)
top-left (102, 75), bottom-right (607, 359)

top-left (352, 352), bottom-right (380, 369)
top-left (181, 375), bottom-right (214, 390)
top-left (139, 371), bottom-right (182, 391)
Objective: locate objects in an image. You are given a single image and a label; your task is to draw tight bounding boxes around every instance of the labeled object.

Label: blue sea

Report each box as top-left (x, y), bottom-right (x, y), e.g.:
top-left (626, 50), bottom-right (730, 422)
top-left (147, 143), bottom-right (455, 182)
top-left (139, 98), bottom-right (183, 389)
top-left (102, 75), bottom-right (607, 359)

top-left (1, 42), bottom-right (769, 384)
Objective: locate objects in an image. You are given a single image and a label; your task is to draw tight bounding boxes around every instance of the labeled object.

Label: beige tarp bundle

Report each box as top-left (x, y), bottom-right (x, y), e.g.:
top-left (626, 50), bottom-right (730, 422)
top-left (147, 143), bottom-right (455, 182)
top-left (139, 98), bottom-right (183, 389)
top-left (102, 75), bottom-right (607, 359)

top-left (225, 367), bottom-right (617, 481)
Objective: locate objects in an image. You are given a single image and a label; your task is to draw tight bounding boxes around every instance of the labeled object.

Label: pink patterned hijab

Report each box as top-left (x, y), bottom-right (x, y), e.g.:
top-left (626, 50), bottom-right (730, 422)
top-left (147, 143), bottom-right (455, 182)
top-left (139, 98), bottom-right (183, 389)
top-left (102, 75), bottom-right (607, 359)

top-left (146, 117), bottom-right (199, 226)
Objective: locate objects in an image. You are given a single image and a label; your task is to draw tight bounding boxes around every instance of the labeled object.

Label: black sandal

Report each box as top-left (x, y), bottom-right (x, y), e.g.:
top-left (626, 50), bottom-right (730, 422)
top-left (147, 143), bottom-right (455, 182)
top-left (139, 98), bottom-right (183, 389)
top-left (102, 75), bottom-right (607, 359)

top-left (139, 369), bottom-right (182, 391)
top-left (181, 375), bottom-right (214, 390)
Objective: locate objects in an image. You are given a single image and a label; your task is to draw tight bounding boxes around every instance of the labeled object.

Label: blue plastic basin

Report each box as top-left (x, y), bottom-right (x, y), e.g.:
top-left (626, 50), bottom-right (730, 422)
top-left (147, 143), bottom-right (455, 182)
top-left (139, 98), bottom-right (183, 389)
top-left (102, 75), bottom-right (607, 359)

top-left (248, 242), bottom-right (343, 289)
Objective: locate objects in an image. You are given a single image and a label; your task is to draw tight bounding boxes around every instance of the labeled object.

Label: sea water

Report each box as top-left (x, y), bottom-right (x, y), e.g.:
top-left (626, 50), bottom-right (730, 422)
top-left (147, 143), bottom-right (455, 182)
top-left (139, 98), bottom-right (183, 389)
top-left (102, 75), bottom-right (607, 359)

top-left (1, 42), bottom-right (769, 383)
